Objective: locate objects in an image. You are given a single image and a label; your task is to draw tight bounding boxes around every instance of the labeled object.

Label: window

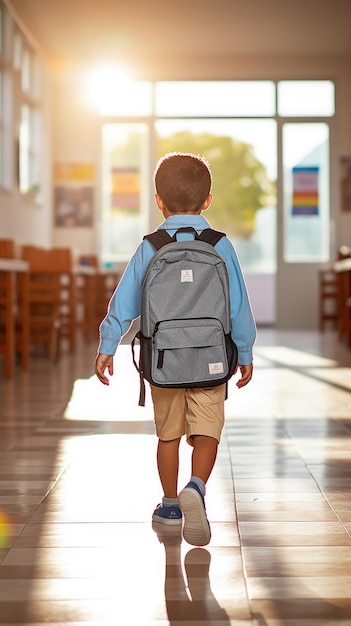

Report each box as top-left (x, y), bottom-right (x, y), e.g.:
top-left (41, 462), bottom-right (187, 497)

top-left (278, 81), bottom-right (335, 117)
top-left (98, 79), bottom-right (334, 275)
top-left (0, 5), bottom-right (43, 196)
top-left (19, 104), bottom-right (30, 192)
top-left (88, 68), bottom-right (152, 117)
top-left (155, 81), bottom-right (276, 117)
top-left (101, 123), bottom-right (150, 264)
top-left (13, 30), bottom-right (22, 70)
top-left (0, 72), bottom-right (2, 185)
top-left (283, 122), bottom-right (330, 263)
top-left (17, 35), bottom-right (42, 199)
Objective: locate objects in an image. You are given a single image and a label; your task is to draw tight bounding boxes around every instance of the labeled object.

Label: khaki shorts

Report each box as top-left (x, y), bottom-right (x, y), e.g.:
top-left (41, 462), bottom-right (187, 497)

top-left (150, 384), bottom-right (226, 446)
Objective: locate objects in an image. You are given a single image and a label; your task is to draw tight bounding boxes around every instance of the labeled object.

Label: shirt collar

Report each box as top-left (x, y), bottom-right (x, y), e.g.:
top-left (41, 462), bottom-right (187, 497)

top-left (158, 214), bottom-right (211, 231)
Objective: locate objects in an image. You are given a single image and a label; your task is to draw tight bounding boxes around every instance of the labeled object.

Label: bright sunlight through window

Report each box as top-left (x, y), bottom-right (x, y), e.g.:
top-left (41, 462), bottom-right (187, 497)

top-left (85, 64), bottom-right (152, 116)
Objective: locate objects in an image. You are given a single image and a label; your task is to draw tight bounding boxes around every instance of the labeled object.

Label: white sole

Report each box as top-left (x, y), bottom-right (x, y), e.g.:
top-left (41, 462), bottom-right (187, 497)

top-left (179, 487), bottom-right (211, 546)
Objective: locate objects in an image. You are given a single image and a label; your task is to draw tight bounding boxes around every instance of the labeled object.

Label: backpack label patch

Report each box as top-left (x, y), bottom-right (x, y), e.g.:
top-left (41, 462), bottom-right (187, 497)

top-left (209, 362), bottom-right (224, 375)
top-left (181, 269), bottom-right (193, 283)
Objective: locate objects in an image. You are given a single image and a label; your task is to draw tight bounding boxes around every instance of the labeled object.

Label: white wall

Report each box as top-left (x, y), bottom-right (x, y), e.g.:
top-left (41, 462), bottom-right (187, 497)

top-left (51, 69), bottom-right (101, 258)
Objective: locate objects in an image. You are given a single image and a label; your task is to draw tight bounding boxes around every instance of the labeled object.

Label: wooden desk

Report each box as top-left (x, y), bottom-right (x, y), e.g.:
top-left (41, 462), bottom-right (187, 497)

top-left (334, 257), bottom-right (351, 347)
top-left (0, 258), bottom-right (29, 378)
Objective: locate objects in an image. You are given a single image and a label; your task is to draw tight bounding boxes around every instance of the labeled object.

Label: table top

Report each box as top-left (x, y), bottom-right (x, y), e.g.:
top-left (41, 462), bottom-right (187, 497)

top-left (334, 258), bottom-right (351, 273)
top-left (0, 258), bottom-right (29, 272)
top-left (74, 265), bottom-right (122, 276)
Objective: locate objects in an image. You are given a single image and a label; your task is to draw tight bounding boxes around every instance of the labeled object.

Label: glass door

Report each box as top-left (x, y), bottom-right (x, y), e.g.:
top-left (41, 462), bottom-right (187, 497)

top-left (155, 118), bottom-right (277, 324)
top-left (100, 123), bottom-right (150, 266)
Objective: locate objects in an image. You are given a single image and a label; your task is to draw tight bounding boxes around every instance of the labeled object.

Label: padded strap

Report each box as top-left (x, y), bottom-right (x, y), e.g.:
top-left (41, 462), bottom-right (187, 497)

top-left (144, 230), bottom-right (174, 250)
top-left (144, 227), bottom-right (226, 250)
top-left (198, 228), bottom-right (226, 246)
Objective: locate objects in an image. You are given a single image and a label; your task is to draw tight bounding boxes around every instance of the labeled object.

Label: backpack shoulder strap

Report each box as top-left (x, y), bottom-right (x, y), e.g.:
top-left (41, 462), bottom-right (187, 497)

top-left (198, 228), bottom-right (226, 247)
top-left (144, 227), bottom-right (226, 250)
top-left (143, 227), bottom-right (197, 250)
top-left (143, 230), bottom-right (174, 250)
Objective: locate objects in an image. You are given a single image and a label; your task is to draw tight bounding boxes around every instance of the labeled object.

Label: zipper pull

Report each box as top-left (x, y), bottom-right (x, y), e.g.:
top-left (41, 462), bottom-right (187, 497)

top-left (157, 350), bottom-right (164, 369)
top-left (153, 322), bottom-right (160, 336)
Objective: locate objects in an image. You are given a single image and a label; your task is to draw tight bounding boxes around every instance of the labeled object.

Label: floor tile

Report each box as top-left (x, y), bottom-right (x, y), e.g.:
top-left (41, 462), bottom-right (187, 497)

top-left (0, 330), bottom-right (351, 625)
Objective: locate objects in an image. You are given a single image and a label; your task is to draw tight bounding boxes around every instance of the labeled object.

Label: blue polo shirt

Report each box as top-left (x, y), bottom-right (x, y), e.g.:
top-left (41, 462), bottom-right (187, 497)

top-left (98, 214), bottom-right (256, 365)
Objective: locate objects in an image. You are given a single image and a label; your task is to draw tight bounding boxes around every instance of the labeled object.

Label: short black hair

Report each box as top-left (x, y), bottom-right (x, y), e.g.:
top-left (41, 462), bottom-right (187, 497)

top-left (154, 152), bottom-right (212, 213)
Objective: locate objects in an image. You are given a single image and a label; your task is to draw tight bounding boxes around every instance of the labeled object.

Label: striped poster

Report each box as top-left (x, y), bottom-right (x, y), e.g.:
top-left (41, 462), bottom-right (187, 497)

top-left (292, 166), bottom-right (319, 216)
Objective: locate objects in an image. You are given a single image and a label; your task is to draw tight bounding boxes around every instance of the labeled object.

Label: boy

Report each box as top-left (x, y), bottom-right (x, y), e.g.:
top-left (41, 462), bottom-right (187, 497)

top-left (95, 152), bottom-right (256, 546)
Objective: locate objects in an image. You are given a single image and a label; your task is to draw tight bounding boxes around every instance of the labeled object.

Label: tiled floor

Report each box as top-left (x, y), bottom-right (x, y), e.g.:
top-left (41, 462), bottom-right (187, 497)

top-left (0, 328), bottom-right (351, 625)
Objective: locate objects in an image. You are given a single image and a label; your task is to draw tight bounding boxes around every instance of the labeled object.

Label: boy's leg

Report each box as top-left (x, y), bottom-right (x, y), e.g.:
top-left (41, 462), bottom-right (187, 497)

top-left (157, 437), bottom-right (181, 498)
top-left (191, 435), bottom-right (218, 484)
top-left (153, 436), bottom-right (183, 525)
top-left (178, 435), bottom-right (217, 547)
top-left (151, 386), bottom-right (186, 526)
top-left (179, 385), bottom-right (225, 546)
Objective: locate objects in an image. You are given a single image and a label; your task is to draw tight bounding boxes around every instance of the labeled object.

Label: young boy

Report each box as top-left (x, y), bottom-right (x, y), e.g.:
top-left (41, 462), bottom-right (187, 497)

top-left (95, 152), bottom-right (256, 547)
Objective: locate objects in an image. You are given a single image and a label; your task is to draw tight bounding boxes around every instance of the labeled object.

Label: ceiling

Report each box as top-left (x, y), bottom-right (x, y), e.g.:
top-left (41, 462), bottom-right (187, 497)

top-left (7, 0), bottom-right (351, 69)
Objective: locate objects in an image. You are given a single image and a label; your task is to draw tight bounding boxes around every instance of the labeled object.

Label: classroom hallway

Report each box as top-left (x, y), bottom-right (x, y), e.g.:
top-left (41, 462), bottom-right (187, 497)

top-left (0, 328), bottom-right (351, 626)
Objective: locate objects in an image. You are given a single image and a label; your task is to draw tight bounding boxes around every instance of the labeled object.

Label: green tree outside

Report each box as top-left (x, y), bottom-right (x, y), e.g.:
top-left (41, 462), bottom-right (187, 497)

top-left (157, 131), bottom-right (275, 238)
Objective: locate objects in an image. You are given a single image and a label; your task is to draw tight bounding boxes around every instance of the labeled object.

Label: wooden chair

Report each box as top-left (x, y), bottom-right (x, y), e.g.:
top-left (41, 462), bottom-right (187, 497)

top-left (76, 255), bottom-right (121, 344)
top-left (26, 270), bottom-right (61, 362)
top-left (75, 254), bottom-right (98, 342)
top-left (0, 239), bottom-right (22, 260)
top-left (0, 240), bottom-right (29, 376)
top-left (21, 246), bottom-right (76, 360)
top-left (0, 270), bottom-right (16, 376)
top-left (334, 248), bottom-right (351, 344)
top-left (318, 267), bottom-right (338, 331)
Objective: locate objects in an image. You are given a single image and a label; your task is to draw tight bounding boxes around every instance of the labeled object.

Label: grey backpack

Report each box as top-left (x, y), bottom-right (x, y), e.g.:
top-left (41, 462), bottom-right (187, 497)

top-left (132, 227), bottom-right (238, 405)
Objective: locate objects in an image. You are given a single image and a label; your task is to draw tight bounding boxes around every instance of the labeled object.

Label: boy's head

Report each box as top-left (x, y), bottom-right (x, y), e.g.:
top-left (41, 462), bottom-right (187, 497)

top-left (154, 152), bottom-right (212, 214)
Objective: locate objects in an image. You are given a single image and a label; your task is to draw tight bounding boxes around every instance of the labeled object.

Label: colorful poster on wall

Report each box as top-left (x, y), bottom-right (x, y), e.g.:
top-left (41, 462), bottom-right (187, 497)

top-left (54, 163), bottom-right (95, 227)
top-left (291, 166), bottom-right (319, 216)
top-left (111, 167), bottom-right (139, 211)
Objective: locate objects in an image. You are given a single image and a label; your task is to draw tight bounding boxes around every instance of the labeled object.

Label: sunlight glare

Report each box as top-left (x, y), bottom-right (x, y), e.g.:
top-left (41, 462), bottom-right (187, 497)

top-left (86, 63), bottom-right (133, 114)
top-left (64, 345), bottom-right (154, 421)
top-left (255, 346), bottom-right (338, 367)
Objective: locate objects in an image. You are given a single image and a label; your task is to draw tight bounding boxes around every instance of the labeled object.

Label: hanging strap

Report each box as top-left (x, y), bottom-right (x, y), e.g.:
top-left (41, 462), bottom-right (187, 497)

top-left (131, 332), bottom-right (146, 407)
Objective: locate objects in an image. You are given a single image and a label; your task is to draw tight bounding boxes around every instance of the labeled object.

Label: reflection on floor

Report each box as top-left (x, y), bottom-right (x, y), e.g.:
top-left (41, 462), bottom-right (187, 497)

top-left (0, 329), bottom-right (351, 625)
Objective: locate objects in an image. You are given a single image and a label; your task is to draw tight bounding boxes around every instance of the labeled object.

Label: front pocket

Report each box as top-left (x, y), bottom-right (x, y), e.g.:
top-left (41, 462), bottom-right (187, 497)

top-left (152, 318), bottom-right (229, 386)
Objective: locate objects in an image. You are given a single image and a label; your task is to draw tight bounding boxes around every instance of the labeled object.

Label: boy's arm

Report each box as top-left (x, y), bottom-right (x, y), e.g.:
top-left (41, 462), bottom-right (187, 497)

top-left (95, 353), bottom-right (114, 385)
top-left (95, 239), bottom-right (155, 384)
top-left (235, 363), bottom-right (253, 388)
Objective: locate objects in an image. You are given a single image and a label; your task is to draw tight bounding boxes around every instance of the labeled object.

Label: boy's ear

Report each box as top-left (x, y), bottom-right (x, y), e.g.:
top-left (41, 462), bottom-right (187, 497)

top-left (201, 193), bottom-right (212, 212)
top-left (155, 194), bottom-right (165, 212)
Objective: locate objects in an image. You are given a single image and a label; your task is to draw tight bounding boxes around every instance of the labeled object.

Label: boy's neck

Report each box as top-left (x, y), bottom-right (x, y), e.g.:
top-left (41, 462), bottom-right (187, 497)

top-left (163, 210), bottom-right (202, 218)
top-left (156, 193), bottom-right (212, 219)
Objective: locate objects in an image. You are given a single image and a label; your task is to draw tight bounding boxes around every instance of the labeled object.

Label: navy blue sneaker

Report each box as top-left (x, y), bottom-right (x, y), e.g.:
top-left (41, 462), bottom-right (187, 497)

top-left (152, 503), bottom-right (183, 525)
top-left (179, 481), bottom-right (211, 546)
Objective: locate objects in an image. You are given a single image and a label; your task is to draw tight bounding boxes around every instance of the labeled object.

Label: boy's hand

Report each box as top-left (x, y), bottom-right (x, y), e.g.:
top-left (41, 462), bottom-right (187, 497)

top-left (95, 353), bottom-right (114, 385)
top-left (235, 363), bottom-right (253, 388)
